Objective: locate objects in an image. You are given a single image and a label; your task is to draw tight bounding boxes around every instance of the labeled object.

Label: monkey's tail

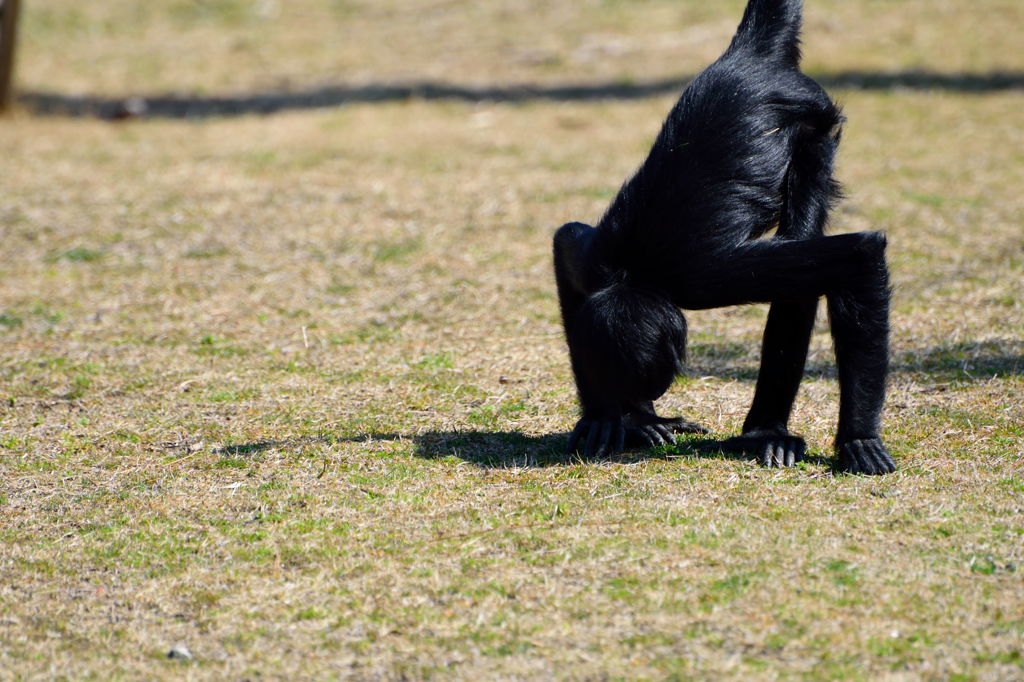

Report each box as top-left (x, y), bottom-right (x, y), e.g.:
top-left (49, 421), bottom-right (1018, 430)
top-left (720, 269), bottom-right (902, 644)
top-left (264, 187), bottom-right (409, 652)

top-left (727, 0), bottom-right (803, 67)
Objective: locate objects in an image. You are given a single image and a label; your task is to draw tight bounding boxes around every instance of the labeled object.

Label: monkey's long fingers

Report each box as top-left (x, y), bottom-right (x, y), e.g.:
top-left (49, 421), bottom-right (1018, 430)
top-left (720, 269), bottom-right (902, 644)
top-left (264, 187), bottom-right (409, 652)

top-left (838, 438), bottom-right (895, 475)
top-left (565, 420), bottom-right (589, 455)
top-left (583, 421), bottom-right (601, 458)
top-left (867, 441), bottom-right (895, 474)
top-left (760, 440), bottom-right (804, 468)
top-left (594, 420), bottom-right (614, 458)
top-left (643, 426), bottom-right (666, 447)
top-left (760, 442), bottom-right (781, 468)
top-left (876, 448), bottom-right (896, 474)
top-left (786, 440), bottom-right (804, 467)
top-left (652, 423), bottom-right (677, 445)
top-left (611, 426), bottom-right (626, 456)
top-left (630, 427), bottom-right (656, 448)
top-left (840, 440), bottom-right (864, 473)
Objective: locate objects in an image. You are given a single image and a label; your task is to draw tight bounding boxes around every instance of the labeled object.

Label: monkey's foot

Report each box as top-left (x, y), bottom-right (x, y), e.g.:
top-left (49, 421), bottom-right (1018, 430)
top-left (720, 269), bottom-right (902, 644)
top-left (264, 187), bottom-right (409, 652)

top-left (566, 414), bottom-right (709, 458)
top-left (836, 437), bottom-right (896, 475)
top-left (622, 413), bottom-right (708, 449)
top-left (709, 429), bottom-right (805, 468)
top-left (657, 416), bottom-right (711, 435)
top-left (566, 418), bottom-right (625, 458)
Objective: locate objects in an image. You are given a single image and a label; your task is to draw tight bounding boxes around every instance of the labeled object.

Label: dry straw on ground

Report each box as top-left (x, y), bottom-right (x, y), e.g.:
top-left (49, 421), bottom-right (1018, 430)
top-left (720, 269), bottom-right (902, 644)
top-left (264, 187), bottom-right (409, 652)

top-left (1, 1), bottom-right (1023, 680)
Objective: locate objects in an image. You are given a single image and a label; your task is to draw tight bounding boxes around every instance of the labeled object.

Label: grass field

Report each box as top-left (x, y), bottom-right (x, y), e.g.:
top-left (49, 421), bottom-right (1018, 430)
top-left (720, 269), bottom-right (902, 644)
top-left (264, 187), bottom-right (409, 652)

top-left (2, 1), bottom-right (1023, 679)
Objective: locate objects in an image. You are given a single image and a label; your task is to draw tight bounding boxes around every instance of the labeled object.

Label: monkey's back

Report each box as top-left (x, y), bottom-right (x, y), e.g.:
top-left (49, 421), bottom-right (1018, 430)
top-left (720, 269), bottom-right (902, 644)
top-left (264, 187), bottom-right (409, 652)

top-left (593, 49), bottom-right (839, 288)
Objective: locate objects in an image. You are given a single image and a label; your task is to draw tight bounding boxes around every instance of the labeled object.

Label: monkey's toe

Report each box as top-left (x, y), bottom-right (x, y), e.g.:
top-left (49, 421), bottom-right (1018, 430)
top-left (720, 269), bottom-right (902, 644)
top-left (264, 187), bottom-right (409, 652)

top-left (759, 439), bottom-right (803, 468)
top-left (836, 438), bottom-right (896, 475)
top-left (663, 417), bottom-right (710, 434)
top-left (713, 432), bottom-right (805, 468)
top-left (566, 418), bottom-right (627, 458)
top-left (755, 439), bottom-right (803, 468)
top-left (623, 424), bottom-right (674, 449)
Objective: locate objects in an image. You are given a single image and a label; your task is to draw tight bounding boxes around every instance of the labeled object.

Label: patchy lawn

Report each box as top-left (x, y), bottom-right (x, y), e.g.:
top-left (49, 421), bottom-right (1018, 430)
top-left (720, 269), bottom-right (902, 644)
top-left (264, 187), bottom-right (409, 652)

top-left (1, 0), bottom-right (1023, 679)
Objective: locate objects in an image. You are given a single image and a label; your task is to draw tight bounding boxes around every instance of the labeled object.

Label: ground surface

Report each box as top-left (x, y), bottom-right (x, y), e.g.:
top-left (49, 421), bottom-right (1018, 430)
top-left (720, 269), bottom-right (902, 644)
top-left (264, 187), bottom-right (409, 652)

top-left (1, 1), bottom-right (1023, 680)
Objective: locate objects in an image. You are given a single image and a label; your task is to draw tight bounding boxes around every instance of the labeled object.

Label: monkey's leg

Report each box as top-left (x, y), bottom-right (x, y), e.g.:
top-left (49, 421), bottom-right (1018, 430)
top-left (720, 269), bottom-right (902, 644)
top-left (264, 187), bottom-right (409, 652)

top-left (720, 297), bottom-right (818, 467)
top-left (718, 108), bottom-right (844, 467)
top-left (671, 231), bottom-right (895, 474)
top-left (718, 110), bottom-right (838, 466)
top-left (827, 261), bottom-right (894, 475)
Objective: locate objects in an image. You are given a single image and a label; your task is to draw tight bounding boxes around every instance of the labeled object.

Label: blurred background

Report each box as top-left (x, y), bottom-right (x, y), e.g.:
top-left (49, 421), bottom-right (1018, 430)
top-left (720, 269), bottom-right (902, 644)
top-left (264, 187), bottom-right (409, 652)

top-left (7, 0), bottom-right (1024, 111)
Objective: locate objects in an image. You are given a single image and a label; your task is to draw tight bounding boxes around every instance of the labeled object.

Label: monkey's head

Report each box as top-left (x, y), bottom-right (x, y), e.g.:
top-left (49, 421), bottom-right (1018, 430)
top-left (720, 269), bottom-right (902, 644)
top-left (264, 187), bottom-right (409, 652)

top-left (571, 282), bottom-right (687, 403)
top-left (555, 222), bottom-right (686, 404)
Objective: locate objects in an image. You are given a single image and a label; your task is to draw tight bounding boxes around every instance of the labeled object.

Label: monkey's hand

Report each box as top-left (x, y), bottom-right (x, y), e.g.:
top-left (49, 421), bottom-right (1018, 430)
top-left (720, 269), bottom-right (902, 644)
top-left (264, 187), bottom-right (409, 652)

top-left (625, 412), bottom-right (709, 447)
top-left (836, 437), bottom-right (895, 475)
top-left (710, 428), bottom-right (805, 468)
top-left (565, 416), bottom-right (625, 458)
top-left (660, 416), bottom-right (711, 434)
top-left (565, 412), bottom-right (709, 458)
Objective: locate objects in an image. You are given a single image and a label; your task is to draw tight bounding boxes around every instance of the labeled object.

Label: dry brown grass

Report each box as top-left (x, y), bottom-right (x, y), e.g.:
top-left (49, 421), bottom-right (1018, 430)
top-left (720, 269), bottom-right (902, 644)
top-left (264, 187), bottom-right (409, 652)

top-left (2, 1), bottom-right (1024, 680)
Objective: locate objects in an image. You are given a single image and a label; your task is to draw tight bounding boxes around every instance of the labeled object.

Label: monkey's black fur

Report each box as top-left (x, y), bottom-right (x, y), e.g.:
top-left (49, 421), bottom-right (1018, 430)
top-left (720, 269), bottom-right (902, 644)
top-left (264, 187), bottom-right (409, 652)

top-left (554, 0), bottom-right (895, 474)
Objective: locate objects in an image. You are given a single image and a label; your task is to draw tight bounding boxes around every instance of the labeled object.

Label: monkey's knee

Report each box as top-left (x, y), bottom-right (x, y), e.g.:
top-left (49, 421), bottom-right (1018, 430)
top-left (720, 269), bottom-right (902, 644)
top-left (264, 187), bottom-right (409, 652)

top-left (849, 230), bottom-right (888, 263)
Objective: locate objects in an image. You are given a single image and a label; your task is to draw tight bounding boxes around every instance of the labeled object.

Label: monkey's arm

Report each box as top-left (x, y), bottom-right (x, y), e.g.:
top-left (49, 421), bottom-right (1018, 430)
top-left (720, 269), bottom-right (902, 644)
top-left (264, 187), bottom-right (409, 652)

top-left (555, 223), bottom-right (707, 458)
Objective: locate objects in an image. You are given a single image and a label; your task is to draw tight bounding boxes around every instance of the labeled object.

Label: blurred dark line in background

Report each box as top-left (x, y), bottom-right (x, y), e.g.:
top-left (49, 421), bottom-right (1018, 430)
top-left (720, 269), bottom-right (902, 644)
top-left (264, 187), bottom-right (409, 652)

top-left (18, 70), bottom-right (1024, 120)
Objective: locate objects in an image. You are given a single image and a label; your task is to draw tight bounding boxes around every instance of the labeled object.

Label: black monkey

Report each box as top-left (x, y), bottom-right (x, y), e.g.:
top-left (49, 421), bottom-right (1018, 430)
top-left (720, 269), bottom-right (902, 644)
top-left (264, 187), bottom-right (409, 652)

top-left (553, 0), bottom-right (895, 474)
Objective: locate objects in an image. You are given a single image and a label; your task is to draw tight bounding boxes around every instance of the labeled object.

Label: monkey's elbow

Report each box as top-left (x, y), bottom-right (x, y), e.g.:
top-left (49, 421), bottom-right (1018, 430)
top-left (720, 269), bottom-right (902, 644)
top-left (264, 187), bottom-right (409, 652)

top-left (554, 222), bottom-right (598, 295)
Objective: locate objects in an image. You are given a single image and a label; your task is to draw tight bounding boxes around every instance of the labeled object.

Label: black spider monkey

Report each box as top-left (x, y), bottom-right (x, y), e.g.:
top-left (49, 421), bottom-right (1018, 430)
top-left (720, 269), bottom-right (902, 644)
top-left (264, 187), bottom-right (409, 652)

top-left (553, 0), bottom-right (895, 474)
